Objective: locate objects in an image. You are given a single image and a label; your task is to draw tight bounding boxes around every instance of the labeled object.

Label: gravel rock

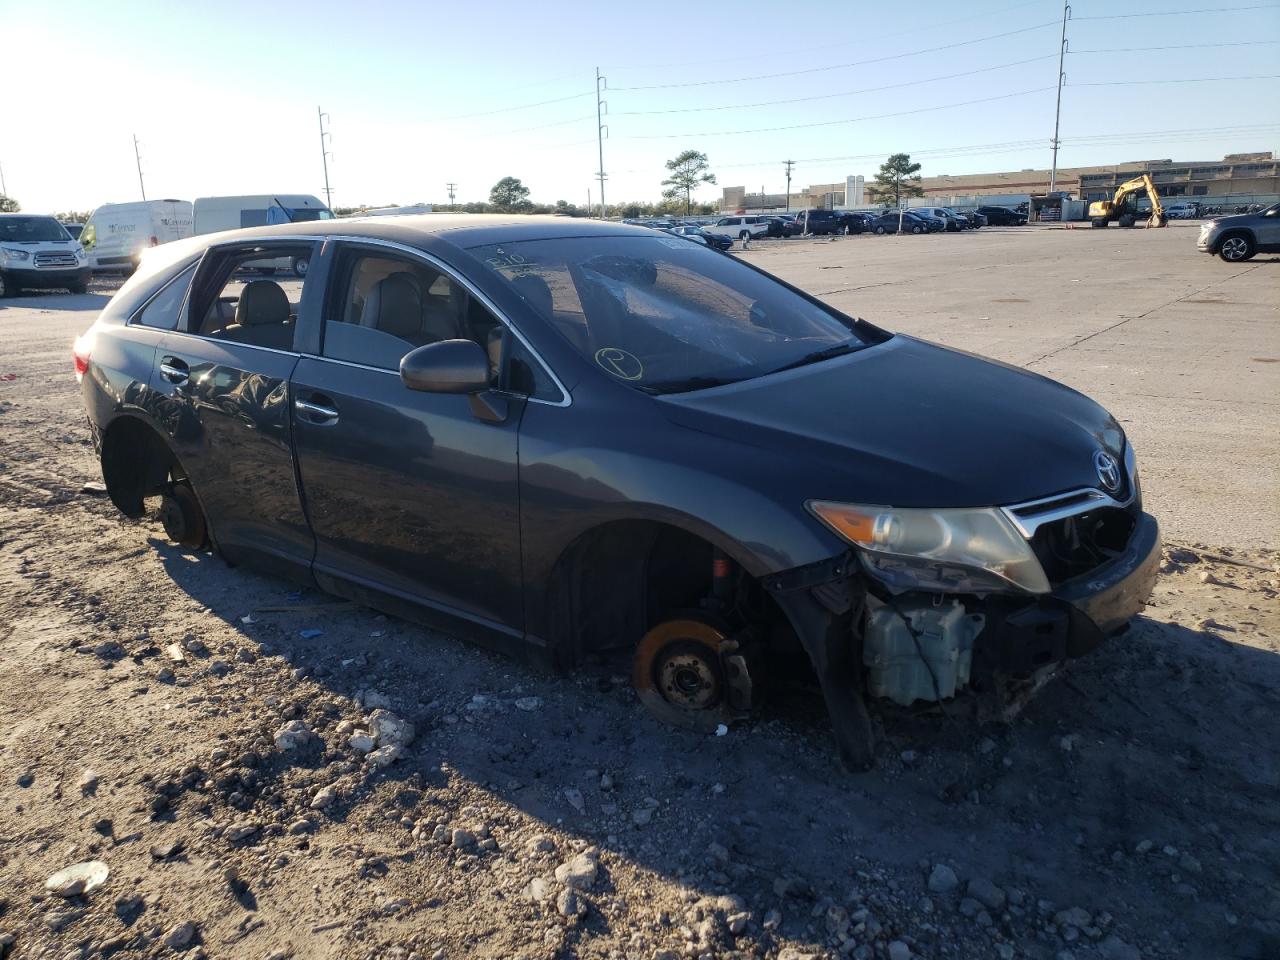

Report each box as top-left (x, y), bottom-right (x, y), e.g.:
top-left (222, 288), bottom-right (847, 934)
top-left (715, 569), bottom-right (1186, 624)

top-left (311, 785), bottom-right (338, 809)
top-left (451, 828), bottom-right (475, 849)
top-left (523, 878), bottom-right (553, 901)
top-left (76, 769), bottom-right (99, 794)
top-left (556, 887), bottom-right (586, 920)
top-left (967, 877), bottom-right (1006, 911)
top-left (162, 920), bottom-right (197, 950)
top-left (563, 787), bottom-right (585, 813)
top-left (366, 744), bottom-right (405, 767)
top-left (273, 720), bottom-right (314, 751)
top-left (888, 942), bottom-right (912, 960)
top-left (526, 835), bottom-right (555, 855)
top-left (928, 863), bottom-right (959, 893)
top-left (367, 709), bottom-right (414, 748)
top-left (347, 731), bottom-right (375, 754)
top-left (514, 696), bottom-right (542, 711)
top-left (1054, 906), bottom-right (1092, 929)
top-left (554, 851), bottom-right (599, 890)
top-left (1097, 935), bottom-right (1141, 960)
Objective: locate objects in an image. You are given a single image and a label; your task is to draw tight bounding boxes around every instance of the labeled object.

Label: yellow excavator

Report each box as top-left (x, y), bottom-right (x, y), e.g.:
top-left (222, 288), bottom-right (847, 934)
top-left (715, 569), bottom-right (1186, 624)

top-left (1089, 173), bottom-right (1168, 228)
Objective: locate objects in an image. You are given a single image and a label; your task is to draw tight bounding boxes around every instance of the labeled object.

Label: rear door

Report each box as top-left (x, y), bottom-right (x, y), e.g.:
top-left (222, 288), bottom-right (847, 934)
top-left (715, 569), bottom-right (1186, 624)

top-left (289, 240), bottom-right (531, 638)
top-left (155, 238), bottom-right (320, 578)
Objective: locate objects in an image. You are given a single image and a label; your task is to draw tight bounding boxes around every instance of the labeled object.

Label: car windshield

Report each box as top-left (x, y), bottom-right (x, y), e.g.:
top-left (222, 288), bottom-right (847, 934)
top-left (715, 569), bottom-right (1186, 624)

top-left (471, 235), bottom-right (875, 393)
top-left (0, 216), bottom-right (71, 242)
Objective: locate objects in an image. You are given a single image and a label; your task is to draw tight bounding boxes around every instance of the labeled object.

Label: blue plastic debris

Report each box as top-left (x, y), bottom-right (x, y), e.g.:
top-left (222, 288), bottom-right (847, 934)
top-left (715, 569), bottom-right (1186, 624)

top-left (298, 629), bottom-right (324, 639)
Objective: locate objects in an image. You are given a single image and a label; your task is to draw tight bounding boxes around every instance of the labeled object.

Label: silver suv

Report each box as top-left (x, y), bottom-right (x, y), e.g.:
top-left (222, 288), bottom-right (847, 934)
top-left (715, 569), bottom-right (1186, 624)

top-left (1196, 202), bottom-right (1280, 262)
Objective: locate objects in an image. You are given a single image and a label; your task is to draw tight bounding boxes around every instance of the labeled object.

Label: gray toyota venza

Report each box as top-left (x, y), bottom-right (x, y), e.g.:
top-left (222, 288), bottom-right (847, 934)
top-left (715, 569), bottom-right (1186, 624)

top-left (74, 216), bottom-right (1160, 768)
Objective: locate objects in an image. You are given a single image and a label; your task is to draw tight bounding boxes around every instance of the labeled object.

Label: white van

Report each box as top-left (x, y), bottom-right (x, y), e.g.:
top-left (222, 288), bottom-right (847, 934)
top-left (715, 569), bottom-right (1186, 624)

top-left (81, 200), bottom-right (194, 273)
top-left (193, 195), bottom-right (333, 276)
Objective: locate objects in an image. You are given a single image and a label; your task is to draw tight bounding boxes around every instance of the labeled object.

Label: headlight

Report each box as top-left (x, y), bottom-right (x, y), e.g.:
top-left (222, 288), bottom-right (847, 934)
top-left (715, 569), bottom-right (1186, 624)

top-left (75, 248), bottom-right (88, 261)
top-left (807, 500), bottom-right (1050, 595)
top-left (0, 247), bottom-right (30, 262)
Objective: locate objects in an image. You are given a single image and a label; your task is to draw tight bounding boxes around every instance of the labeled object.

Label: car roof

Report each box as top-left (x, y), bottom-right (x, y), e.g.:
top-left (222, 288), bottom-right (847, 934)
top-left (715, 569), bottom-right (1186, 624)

top-left (191, 213), bottom-right (655, 251)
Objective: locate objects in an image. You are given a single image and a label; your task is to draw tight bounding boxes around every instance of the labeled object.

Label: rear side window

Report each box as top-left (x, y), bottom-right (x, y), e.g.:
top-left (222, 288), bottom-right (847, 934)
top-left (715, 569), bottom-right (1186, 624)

top-left (187, 244), bottom-right (315, 351)
top-left (134, 263), bottom-right (197, 330)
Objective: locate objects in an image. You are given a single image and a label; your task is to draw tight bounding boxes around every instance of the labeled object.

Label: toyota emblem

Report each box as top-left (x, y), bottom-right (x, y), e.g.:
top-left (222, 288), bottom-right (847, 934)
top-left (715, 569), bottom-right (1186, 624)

top-left (1094, 450), bottom-right (1122, 493)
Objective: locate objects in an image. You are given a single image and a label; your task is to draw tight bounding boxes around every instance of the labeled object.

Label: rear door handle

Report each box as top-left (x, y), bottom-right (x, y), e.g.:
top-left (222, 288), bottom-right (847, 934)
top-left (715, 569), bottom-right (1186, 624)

top-left (294, 396), bottom-right (339, 424)
top-left (160, 356), bottom-right (189, 384)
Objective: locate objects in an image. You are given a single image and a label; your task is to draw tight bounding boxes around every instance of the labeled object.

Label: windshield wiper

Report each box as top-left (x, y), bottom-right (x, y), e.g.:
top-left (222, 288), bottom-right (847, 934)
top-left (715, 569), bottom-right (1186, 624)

top-left (767, 340), bottom-right (862, 375)
top-left (639, 375), bottom-right (744, 395)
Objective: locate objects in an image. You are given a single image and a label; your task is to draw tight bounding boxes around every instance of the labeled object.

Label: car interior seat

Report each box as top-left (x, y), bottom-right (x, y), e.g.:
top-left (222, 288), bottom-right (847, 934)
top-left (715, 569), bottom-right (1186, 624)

top-left (229, 280), bottom-right (293, 349)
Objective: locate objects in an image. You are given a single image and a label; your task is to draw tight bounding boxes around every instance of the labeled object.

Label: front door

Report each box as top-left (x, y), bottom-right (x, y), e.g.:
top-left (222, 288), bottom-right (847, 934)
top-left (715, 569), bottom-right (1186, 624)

top-left (158, 238), bottom-right (320, 578)
top-left (290, 241), bottom-right (526, 637)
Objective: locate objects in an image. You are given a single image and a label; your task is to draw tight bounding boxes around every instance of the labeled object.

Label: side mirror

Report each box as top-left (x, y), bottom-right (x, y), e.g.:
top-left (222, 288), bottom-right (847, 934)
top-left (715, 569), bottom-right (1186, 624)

top-left (400, 339), bottom-right (490, 394)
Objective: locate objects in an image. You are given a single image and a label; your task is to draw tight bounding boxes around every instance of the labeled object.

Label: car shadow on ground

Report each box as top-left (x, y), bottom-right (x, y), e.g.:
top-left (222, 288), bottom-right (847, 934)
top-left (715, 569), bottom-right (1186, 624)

top-left (143, 534), bottom-right (1280, 958)
top-left (0, 291), bottom-right (112, 313)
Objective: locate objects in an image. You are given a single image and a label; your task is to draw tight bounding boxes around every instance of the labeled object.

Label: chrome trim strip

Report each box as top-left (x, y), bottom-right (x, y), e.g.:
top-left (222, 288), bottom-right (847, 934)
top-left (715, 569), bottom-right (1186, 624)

top-left (1001, 486), bottom-right (1135, 539)
top-left (323, 236), bottom-right (572, 408)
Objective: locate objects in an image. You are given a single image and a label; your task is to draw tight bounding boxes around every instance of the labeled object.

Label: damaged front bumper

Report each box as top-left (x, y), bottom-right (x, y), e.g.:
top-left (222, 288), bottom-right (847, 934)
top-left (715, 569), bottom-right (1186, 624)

top-left (765, 511), bottom-right (1161, 768)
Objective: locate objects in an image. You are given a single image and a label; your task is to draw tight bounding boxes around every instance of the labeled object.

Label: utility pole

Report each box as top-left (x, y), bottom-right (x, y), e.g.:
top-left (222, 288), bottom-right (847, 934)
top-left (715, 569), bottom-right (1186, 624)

top-left (587, 188), bottom-right (591, 217)
top-left (595, 68), bottom-right (608, 220)
top-left (446, 182), bottom-right (457, 209)
top-left (1049, 0), bottom-right (1070, 194)
top-left (0, 159), bottom-right (7, 198)
top-left (133, 134), bottom-right (146, 200)
top-left (784, 160), bottom-right (794, 212)
top-left (317, 107), bottom-right (334, 209)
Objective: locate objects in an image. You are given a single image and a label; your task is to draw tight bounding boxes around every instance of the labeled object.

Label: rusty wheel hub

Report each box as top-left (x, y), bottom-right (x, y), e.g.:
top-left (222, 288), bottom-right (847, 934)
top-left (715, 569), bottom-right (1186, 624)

top-left (633, 618), bottom-right (753, 733)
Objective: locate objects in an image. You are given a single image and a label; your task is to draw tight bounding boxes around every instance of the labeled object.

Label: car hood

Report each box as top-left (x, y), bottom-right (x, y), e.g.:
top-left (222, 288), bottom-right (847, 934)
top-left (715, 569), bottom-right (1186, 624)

top-left (1206, 213), bottom-right (1259, 227)
top-left (658, 335), bottom-right (1125, 508)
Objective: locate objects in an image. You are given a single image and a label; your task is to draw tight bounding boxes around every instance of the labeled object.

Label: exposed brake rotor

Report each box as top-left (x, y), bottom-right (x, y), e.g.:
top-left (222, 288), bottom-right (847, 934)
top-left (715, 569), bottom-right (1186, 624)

top-left (632, 618), bottom-right (754, 733)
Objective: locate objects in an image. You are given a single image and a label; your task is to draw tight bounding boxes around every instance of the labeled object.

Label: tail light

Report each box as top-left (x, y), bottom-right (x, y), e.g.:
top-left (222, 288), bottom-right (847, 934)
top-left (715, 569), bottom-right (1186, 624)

top-left (72, 336), bottom-right (91, 382)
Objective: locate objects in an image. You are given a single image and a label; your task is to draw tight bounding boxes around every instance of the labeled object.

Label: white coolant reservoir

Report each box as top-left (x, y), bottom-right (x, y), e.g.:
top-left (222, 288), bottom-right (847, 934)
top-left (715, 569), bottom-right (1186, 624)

top-left (862, 600), bottom-right (985, 706)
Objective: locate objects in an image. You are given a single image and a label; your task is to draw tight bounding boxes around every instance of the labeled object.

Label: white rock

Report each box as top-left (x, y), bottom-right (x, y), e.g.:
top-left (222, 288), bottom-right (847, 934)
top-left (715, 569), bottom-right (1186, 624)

top-left (527, 835), bottom-right (556, 855)
top-left (311, 785), bottom-right (338, 809)
top-left (273, 720), bottom-right (313, 751)
top-left (514, 696), bottom-right (542, 711)
top-left (162, 920), bottom-right (197, 950)
top-left (927, 863), bottom-right (959, 893)
top-left (523, 877), bottom-right (553, 901)
top-left (77, 769), bottom-right (99, 793)
top-left (367, 709), bottom-right (414, 748)
top-left (554, 851), bottom-right (599, 890)
top-left (563, 788), bottom-right (585, 814)
top-left (556, 887), bottom-right (586, 919)
top-left (348, 731), bottom-right (375, 754)
top-left (367, 744), bottom-right (405, 768)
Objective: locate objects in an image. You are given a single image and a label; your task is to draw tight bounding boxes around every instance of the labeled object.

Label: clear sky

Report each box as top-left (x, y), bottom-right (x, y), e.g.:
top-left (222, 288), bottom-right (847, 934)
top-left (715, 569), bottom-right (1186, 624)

top-left (3, 0), bottom-right (1278, 213)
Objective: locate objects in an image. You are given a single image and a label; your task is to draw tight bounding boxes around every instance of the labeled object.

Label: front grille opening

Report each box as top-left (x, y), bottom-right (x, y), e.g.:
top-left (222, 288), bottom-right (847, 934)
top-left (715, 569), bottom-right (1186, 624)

top-left (1030, 507), bottom-right (1137, 585)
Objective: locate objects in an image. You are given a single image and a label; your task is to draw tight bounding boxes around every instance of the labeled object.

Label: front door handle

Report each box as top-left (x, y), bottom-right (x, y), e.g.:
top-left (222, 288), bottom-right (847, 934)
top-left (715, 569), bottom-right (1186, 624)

top-left (294, 396), bottom-right (339, 424)
top-left (160, 356), bottom-right (189, 384)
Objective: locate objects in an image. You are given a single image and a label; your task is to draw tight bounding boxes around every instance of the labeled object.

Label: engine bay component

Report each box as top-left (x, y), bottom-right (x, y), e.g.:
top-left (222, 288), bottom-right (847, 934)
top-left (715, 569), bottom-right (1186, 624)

top-left (632, 617), bottom-right (753, 732)
top-left (862, 599), bottom-right (984, 706)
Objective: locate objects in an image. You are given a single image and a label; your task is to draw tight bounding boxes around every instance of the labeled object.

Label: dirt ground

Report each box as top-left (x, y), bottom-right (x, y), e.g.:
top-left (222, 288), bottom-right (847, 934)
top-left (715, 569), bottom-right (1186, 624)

top-left (0, 227), bottom-right (1277, 960)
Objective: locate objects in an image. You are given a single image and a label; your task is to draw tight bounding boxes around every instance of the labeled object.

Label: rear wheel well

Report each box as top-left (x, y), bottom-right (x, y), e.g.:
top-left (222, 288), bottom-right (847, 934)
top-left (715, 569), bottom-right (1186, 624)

top-left (100, 417), bottom-right (178, 518)
top-left (544, 520), bottom-right (786, 670)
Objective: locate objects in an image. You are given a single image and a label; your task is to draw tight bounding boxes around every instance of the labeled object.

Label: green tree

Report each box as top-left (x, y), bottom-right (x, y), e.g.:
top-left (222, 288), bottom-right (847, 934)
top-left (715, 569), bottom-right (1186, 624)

top-left (866, 153), bottom-right (923, 207)
top-left (661, 150), bottom-right (716, 216)
top-left (489, 176), bottom-right (532, 213)
top-left (0, 195), bottom-right (20, 213)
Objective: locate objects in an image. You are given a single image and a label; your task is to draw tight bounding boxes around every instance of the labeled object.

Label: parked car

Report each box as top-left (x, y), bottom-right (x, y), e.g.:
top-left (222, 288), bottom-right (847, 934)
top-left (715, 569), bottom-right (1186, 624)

top-left (1196, 201), bottom-right (1280, 262)
top-left (1164, 202), bottom-right (1200, 220)
top-left (870, 211), bottom-right (936, 235)
top-left (977, 206), bottom-right (1027, 226)
top-left (914, 206), bottom-right (969, 232)
top-left (842, 212), bottom-right (877, 234)
top-left (665, 225), bottom-right (733, 251)
top-left (73, 215), bottom-right (1160, 769)
top-left (61, 223), bottom-right (84, 240)
top-left (794, 208), bottom-right (856, 236)
top-left (0, 213), bottom-right (90, 296)
top-left (193, 194), bottom-right (332, 277)
top-left (80, 199), bottom-right (194, 274)
top-left (966, 211), bottom-right (988, 228)
top-left (703, 215), bottom-right (770, 241)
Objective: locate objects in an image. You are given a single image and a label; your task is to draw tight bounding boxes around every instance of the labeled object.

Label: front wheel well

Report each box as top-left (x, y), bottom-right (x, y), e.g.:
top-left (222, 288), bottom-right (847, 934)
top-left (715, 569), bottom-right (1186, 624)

top-left (1215, 228), bottom-right (1253, 248)
top-left (543, 520), bottom-right (786, 670)
top-left (100, 417), bottom-right (178, 518)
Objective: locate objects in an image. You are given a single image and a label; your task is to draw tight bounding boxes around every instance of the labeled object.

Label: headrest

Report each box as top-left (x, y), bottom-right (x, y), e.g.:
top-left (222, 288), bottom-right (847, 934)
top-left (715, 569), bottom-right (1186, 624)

top-left (235, 280), bottom-right (290, 327)
top-left (511, 272), bottom-right (554, 317)
top-left (362, 273), bottom-right (421, 339)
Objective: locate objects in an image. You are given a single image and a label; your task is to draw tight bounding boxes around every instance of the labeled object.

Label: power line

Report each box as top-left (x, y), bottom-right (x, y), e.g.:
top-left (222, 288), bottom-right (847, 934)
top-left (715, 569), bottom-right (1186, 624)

top-left (1071, 74), bottom-right (1280, 85)
top-left (610, 0), bottom-right (1049, 70)
top-left (434, 90), bottom-right (594, 122)
top-left (623, 86), bottom-right (1057, 140)
top-left (1074, 3), bottom-right (1280, 19)
top-left (617, 55), bottom-right (1058, 116)
top-left (610, 20), bottom-right (1061, 91)
top-left (1073, 39), bottom-right (1280, 53)
top-left (479, 113), bottom-right (598, 137)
